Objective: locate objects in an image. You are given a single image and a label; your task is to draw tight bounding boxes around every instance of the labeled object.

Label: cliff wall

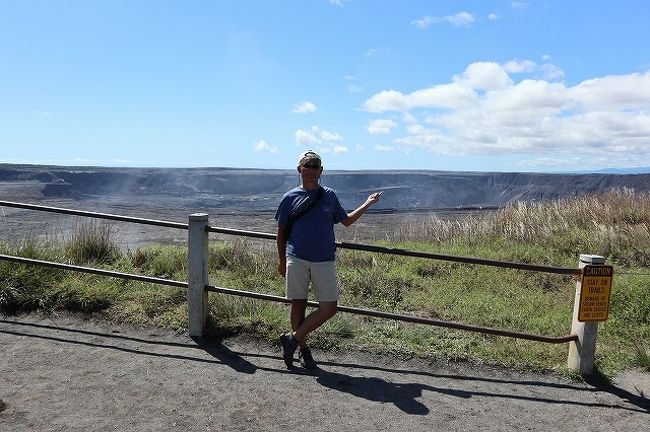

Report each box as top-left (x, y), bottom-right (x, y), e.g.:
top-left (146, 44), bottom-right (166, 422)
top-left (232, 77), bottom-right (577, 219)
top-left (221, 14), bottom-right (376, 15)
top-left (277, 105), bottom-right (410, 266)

top-left (2, 164), bottom-right (650, 211)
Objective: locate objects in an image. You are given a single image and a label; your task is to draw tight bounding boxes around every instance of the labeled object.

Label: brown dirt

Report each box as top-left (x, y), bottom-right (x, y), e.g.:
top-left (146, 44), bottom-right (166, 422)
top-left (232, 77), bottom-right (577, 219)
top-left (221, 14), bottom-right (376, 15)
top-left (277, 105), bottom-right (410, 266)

top-left (1, 312), bottom-right (648, 432)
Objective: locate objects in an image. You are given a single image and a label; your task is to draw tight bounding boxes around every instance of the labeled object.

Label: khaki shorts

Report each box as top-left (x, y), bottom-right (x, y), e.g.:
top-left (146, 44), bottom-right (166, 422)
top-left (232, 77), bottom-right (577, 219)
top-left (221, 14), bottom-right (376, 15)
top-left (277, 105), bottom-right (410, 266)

top-left (285, 255), bottom-right (339, 302)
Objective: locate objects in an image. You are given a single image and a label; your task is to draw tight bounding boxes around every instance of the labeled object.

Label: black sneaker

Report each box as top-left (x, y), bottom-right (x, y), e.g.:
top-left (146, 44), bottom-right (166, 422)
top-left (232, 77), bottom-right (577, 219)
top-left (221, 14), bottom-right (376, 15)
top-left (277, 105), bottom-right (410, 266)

top-left (299, 346), bottom-right (318, 370)
top-left (280, 333), bottom-right (298, 368)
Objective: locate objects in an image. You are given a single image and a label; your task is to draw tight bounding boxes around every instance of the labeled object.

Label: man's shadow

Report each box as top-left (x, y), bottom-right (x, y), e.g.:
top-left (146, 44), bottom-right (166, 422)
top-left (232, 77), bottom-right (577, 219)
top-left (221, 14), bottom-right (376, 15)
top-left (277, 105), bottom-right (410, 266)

top-left (190, 336), bottom-right (258, 375)
top-left (315, 369), bottom-right (471, 415)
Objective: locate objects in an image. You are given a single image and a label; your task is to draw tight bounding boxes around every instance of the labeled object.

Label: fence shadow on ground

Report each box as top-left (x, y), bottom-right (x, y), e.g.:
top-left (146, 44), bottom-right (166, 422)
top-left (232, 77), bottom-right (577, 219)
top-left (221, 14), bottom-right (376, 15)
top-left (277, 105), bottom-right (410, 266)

top-left (1, 317), bottom-right (648, 414)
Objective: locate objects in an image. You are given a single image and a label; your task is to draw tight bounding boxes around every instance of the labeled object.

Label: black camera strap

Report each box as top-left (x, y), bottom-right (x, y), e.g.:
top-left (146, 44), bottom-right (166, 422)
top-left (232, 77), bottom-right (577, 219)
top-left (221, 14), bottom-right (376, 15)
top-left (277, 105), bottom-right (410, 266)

top-left (286, 186), bottom-right (324, 236)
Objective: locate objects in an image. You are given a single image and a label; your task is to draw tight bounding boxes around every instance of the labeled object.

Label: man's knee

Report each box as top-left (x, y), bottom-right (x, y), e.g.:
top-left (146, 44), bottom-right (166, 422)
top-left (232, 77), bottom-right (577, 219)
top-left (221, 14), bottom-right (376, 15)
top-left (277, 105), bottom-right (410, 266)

top-left (319, 302), bottom-right (337, 319)
top-left (291, 299), bottom-right (308, 309)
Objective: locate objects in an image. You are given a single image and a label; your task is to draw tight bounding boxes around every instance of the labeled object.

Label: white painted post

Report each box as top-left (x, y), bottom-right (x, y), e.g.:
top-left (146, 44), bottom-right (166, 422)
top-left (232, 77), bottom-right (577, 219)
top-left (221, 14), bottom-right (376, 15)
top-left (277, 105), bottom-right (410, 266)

top-left (568, 254), bottom-right (606, 375)
top-left (188, 213), bottom-right (209, 338)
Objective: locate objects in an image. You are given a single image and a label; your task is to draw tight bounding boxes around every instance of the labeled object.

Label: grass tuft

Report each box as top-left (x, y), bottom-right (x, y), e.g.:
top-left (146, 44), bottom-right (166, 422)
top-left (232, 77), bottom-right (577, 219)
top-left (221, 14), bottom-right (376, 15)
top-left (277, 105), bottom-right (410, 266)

top-left (634, 343), bottom-right (650, 372)
top-left (65, 221), bottom-right (120, 265)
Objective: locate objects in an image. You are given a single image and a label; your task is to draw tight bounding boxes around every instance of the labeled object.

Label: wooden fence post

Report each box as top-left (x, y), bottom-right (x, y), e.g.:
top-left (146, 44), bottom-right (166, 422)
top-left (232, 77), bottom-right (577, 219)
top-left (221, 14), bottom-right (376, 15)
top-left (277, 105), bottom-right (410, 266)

top-left (188, 213), bottom-right (209, 338)
top-left (568, 254), bottom-right (606, 375)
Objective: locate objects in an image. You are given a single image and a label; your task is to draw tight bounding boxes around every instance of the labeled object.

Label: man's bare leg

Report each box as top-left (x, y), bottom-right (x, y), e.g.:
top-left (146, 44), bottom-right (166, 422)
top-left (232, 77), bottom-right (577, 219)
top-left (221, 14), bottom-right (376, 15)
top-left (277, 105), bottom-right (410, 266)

top-left (292, 301), bottom-right (337, 347)
top-left (290, 299), bottom-right (307, 336)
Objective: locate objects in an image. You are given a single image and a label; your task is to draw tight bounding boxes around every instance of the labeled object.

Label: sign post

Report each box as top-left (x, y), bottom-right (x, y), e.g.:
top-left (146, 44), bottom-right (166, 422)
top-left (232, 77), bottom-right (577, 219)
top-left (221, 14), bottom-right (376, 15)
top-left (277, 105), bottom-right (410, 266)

top-left (568, 255), bottom-right (612, 376)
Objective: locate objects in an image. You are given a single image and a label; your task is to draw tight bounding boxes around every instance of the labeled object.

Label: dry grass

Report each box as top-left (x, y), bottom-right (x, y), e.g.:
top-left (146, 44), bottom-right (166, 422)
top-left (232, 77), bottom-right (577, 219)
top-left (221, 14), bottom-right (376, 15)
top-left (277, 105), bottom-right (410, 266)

top-left (389, 188), bottom-right (650, 266)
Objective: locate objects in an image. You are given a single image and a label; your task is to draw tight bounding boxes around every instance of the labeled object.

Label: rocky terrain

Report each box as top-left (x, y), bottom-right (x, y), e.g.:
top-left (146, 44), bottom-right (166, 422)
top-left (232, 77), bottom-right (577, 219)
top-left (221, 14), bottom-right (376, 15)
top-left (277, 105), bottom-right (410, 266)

top-left (2, 163), bottom-right (650, 251)
top-left (2, 163), bottom-right (650, 211)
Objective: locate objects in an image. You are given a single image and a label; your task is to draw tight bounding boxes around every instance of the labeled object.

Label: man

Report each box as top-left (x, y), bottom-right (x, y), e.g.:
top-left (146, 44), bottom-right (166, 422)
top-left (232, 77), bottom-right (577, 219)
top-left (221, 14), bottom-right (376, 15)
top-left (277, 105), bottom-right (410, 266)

top-left (275, 150), bottom-right (382, 369)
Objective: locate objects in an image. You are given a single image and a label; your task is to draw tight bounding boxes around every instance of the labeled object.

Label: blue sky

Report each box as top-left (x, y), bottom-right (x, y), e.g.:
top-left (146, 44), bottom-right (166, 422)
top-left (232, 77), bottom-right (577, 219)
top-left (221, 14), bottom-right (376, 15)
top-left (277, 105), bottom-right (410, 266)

top-left (2, 1), bottom-right (650, 172)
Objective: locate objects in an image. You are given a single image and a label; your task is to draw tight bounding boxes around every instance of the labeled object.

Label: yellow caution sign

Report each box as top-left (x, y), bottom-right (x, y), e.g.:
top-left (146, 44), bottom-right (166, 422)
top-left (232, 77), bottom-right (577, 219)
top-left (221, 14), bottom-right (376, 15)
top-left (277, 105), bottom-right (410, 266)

top-left (578, 265), bottom-right (613, 322)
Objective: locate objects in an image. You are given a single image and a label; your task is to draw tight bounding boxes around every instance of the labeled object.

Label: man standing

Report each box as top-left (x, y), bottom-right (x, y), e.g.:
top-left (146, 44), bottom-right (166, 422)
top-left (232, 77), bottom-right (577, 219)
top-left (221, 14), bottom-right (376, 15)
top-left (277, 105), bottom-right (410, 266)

top-left (275, 150), bottom-right (382, 369)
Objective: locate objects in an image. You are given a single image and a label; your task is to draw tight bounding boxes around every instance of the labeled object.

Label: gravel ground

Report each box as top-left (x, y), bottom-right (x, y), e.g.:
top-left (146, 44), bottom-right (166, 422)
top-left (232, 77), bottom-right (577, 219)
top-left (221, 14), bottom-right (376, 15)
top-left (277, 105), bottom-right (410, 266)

top-left (1, 313), bottom-right (648, 432)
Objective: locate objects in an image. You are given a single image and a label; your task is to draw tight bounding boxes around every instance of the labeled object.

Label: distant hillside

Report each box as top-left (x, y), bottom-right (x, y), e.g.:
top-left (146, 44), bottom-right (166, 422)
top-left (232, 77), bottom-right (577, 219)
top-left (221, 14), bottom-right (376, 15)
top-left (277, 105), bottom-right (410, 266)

top-left (2, 163), bottom-right (650, 211)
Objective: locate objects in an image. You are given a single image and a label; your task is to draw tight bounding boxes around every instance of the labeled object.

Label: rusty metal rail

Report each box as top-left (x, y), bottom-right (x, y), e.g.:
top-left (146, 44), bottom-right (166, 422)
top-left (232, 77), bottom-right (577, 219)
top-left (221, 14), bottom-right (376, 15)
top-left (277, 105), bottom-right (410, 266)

top-left (1, 200), bottom-right (579, 275)
top-left (204, 284), bottom-right (578, 343)
top-left (0, 254), bottom-right (187, 288)
top-left (0, 200), bottom-right (581, 344)
top-left (0, 254), bottom-right (577, 343)
top-left (0, 200), bottom-right (188, 230)
top-left (208, 227), bottom-right (580, 275)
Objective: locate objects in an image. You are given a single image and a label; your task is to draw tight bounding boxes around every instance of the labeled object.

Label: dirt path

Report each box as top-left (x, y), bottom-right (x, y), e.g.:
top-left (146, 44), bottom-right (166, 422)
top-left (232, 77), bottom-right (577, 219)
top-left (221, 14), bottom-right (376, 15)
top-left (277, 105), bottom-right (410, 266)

top-left (1, 313), bottom-right (648, 432)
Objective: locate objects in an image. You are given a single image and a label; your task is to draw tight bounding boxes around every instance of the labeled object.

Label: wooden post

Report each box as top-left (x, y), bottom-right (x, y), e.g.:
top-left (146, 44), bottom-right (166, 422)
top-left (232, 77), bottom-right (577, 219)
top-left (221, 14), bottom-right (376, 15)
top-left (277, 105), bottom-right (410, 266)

top-left (188, 213), bottom-right (209, 338)
top-left (568, 254), bottom-right (605, 375)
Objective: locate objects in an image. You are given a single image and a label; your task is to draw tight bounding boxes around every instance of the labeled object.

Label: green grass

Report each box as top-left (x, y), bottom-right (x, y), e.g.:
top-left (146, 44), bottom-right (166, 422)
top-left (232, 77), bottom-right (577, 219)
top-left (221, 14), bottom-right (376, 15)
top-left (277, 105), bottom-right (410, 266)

top-left (634, 343), bottom-right (650, 372)
top-left (1, 190), bottom-right (649, 377)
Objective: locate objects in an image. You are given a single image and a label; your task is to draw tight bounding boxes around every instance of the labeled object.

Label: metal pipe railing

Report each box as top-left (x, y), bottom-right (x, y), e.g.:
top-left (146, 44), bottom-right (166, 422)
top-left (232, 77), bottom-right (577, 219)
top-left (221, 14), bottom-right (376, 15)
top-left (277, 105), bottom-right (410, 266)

top-left (0, 200), bottom-right (188, 230)
top-left (0, 254), bottom-right (187, 288)
top-left (0, 200), bottom-right (580, 275)
top-left (205, 284), bottom-right (577, 343)
top-left (1, 200), bottom-right (583, 345)
top-left (207, 225), bottom-right (580, 275)
top-left (0, 254), bottom-right (577, 343)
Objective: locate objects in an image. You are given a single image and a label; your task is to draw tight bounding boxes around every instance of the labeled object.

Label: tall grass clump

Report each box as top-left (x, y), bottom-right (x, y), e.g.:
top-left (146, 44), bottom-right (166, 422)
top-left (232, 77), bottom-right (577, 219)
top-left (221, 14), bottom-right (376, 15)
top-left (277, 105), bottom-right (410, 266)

top-left (65, 221), bottom-right (120, 265)
top-left (634, 344), bottom-right (650, 372)
top-left (0, 238), bottom-right (66, 312)
top-left (208, 238), bottom-right (280, 294)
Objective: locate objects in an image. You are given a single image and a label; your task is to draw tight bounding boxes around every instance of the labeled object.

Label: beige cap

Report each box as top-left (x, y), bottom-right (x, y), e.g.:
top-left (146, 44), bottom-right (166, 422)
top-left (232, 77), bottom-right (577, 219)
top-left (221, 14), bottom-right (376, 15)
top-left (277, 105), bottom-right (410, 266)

top-left (297, 150), bottom-right (322, 165)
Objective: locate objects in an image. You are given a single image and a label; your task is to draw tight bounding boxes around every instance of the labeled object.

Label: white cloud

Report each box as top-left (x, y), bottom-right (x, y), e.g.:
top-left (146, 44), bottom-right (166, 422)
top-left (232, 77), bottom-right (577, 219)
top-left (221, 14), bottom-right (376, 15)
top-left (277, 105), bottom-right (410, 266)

top-left (511, 2), bottom-right (528, 10)
top-left (363, 84), bottom-right (477, 112)
top-left (364, 47), bottom-right (391, 58)
top-left (365, 48), bottom-right (379, 57)
top-left (488, 13), bottom-right (500, 21)
top-left (292, 101), bottom-right (317, 114)
top-left (362, 61), bottom-right (650, 164)
top-left (328, 0), bottom-right (349, 6)
top-left (502, 59), bottom-right (536, 74)
top-left (401, 112), bottom-right (418, 124)
top-left (331, 145), bottom-right (349, 154)
top-left (344, 75), bottom-right (362, 93)
top-left (253, 140), bottom-right (278, 153)
top-left (295, 126), bottom-right (343, 146)
top-left (515, 157), bottom-right (582, 168)
top-left (447, 11), bottom-right (475, 26)
top-left (540, 63), bottom-right (565, 80)
top-left (454, 62), bottom-right (513, 90)
top-left (569, 72), bottom-right (650, 110)
top-left (411, 12), bottom-right (475, 29)
top-left (410, 16), bottom-right (435, 29)
top-left (321, 129), bottom-right (343, 141)
top-left (347, 84), bottom-right (363, 94)
top-left (375, 144), bottom-right (396, 152)
top-left (367, 119), bottom-right (397, 135)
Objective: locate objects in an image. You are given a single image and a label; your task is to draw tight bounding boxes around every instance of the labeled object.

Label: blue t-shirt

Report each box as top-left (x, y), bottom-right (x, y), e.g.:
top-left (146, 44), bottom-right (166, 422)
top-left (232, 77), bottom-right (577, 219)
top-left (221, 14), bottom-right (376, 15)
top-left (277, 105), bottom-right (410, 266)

top-left (275, 186), bottom-right (348, 262)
